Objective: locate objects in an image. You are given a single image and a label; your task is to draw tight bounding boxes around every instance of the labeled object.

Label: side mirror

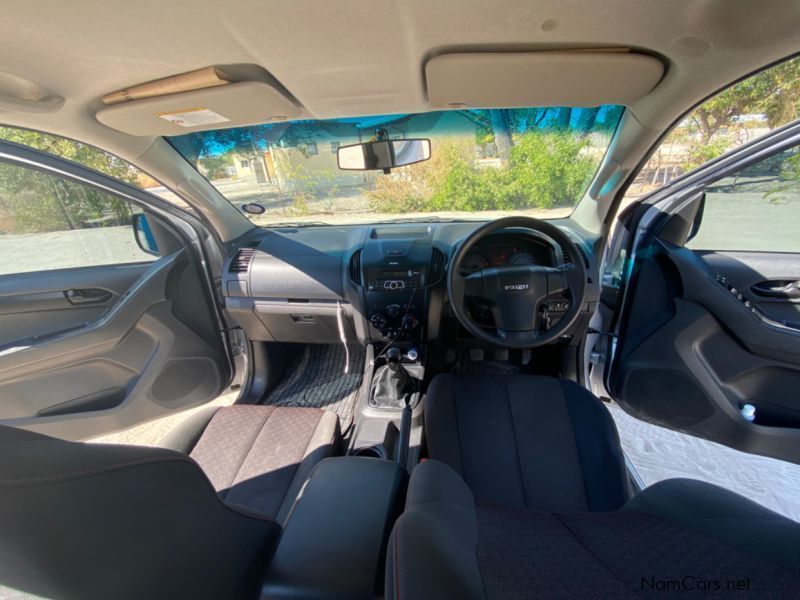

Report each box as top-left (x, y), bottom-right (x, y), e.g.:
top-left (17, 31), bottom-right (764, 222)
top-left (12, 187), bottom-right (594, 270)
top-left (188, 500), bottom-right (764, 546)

top-left (132, 214), bottom-right (160, 256)
top-left (337, 139), bottom-right (431, 173)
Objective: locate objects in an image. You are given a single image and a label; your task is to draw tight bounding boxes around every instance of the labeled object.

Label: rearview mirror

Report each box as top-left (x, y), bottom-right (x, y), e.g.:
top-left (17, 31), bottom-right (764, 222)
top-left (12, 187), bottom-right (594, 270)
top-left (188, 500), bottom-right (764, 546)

top-left (132, 214), bottom-right (160, 256)
top-left (337, 139), bottom-right (431, 172)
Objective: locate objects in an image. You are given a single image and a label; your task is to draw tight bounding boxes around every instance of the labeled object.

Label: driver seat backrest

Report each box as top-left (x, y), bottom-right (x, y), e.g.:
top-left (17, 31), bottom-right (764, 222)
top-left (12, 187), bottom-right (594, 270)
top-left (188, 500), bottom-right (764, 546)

top-left (0, 425), bottom-right (280, 600)
top-left (425, 373), bottom-right (629, 512)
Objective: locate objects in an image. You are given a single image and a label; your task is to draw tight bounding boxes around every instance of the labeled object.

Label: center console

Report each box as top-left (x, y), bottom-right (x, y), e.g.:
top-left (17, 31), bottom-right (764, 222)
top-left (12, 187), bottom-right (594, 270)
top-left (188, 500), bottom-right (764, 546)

top-left (346, 228), bottom-right (438, 468)
top-left (358, 226), bottom-right (444, 344)
top-left (263, 457), bottom-right (406, 599)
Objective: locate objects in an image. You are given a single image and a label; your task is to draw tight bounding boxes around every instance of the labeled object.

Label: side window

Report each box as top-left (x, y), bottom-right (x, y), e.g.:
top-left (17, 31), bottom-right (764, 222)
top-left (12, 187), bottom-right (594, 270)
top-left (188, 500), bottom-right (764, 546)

top-left (0, 162), bottom-right (158, 275)
top-left (0, 126), bottom-right (195, 213)
top-left (624, 56), bottom-right (800, 207)
top-left (687, 147), bottom-right (800, 252)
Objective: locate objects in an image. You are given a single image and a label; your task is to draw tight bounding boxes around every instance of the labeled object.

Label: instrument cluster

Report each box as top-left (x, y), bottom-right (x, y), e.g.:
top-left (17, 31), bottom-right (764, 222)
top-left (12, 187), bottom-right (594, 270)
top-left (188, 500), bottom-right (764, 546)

top-left (460, 235), bottom-right (555, 273)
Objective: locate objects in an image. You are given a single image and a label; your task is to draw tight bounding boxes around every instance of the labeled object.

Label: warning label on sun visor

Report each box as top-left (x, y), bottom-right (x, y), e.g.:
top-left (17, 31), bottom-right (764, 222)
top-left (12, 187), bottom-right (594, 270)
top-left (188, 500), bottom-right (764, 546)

top-left (156, 108), bottom-right (230, 127)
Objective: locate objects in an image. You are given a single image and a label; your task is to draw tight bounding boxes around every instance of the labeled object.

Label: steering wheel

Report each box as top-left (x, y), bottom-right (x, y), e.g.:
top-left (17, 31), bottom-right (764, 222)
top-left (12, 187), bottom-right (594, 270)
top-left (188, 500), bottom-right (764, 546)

top-left (447, 216), bottom-right (588, 348)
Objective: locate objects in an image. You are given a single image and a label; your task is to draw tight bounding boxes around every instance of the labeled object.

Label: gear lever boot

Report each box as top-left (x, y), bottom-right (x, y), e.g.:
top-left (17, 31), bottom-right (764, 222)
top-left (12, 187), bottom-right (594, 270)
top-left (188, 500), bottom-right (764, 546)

top-left (370, 347), bottom-right (412, 409)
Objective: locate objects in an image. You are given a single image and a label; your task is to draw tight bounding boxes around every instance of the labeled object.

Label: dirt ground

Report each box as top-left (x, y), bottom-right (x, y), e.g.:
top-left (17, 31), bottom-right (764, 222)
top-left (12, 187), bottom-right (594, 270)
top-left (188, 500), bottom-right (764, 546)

top-left (607, 402), bottom-right (800, 521)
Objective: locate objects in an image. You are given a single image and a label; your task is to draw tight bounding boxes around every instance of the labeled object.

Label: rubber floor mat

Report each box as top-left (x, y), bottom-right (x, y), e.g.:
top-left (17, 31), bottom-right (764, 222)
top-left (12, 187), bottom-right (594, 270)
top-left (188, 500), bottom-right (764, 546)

top-left (263, 344), bottom-right (365, 430)
top-left (452, 355), bottom-right (522, 376)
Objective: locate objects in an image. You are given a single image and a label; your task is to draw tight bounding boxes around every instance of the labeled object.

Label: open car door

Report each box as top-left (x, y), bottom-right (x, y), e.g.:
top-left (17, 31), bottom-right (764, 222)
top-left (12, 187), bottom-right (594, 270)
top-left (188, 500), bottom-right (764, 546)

top-left (602, 121), bottom-right (800, 465)
top-left (0, 141), bottom-right (232, 440)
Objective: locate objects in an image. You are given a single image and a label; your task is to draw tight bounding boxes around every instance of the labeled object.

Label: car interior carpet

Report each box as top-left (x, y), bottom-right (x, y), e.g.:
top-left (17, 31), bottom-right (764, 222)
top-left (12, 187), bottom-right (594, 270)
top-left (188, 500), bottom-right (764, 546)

top-left (262, 344), bottom-right (365, 431)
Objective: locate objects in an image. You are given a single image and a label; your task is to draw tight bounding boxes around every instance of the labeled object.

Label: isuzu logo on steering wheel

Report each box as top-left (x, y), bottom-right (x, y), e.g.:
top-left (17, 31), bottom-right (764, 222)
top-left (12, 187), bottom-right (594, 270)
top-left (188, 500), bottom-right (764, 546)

top-left (504, 283), bottom-right (529, 291)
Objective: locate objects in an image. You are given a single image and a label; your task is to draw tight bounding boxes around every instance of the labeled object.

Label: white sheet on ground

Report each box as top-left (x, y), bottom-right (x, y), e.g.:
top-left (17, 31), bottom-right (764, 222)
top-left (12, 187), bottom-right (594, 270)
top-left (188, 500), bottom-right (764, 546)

top-left (608, 402), bottom-right (800, 522)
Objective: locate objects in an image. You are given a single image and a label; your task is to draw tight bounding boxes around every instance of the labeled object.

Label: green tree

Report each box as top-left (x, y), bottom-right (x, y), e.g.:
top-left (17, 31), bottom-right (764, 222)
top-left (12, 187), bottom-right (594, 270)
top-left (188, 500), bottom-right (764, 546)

top-left (691, 59), bottom-right (800, 143)
top-left (367, 131), bottom-right (596, 214)
top-left (0, 128), bottom-right (137, 233)
top-left (631, 56), bottom-right (800, 194)
top-left (0, 127), bottom-right (140, 184)
top-left (490, 110), bottom-right (514, 162)
top-left (198, 153), bottom-right (234, 179)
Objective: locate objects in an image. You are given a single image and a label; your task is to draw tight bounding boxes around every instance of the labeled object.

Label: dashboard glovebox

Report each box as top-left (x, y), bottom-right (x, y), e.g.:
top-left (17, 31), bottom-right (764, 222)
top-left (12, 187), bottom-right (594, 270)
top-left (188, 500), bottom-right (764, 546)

top-left (223, 228), bottom-right (360, 344)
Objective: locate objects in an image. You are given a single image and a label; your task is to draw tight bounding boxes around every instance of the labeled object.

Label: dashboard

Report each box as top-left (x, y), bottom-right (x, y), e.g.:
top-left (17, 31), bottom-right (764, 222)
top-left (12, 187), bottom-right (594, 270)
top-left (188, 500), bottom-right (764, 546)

top-left (222, 221), bottom-right (597, 347)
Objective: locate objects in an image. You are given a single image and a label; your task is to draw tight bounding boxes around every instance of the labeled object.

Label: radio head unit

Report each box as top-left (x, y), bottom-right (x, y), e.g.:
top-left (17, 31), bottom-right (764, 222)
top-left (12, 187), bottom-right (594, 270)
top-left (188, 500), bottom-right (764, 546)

top-left (367, 268), bottom-right (423, 292)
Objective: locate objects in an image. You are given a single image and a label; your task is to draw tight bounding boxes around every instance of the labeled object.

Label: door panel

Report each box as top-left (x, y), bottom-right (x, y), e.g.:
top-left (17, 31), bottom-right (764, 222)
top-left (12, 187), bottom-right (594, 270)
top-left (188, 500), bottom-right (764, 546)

top-left (0, 264), bottom-right (147, 345)
top-left (0, 142), bottom-right (230, 441)
top-left (610, 242), bottom-right (800, 465)
top-left (606, 128), bottom-right (800, 465)
top-left (698, 251), bottom-right (800, 329)
top-left (0, 251), bottom-right (226, 440)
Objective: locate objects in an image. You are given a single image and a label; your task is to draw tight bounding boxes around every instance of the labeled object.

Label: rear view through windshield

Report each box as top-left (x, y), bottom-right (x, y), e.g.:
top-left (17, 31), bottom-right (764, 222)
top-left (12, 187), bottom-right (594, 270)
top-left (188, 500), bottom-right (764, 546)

top-left (169, 107), bottom-right (624, 226)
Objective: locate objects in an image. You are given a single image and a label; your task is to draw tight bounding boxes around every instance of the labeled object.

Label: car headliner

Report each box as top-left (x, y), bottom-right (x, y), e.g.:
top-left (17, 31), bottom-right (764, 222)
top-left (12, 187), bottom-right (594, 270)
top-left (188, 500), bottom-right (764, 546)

top-left (0, 0), bottom-right (799, 239)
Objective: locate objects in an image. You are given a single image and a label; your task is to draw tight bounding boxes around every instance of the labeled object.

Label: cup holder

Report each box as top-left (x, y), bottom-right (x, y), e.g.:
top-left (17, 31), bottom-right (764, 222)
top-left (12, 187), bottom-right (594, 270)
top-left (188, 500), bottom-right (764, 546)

top-left (352, 445), bottom-right (385, 459)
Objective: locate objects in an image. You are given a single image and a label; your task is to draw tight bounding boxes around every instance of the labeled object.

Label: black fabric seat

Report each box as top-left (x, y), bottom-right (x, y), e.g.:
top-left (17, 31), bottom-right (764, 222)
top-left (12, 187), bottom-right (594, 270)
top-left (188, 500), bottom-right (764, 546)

top-left (0, 404), bottom-right (341, 599)
top-left (386, 460), bottom-right (800, 599)
top-left (425, 374), bottom-right (628, 512)
top-left (162, 404), bottom-right (341, 523)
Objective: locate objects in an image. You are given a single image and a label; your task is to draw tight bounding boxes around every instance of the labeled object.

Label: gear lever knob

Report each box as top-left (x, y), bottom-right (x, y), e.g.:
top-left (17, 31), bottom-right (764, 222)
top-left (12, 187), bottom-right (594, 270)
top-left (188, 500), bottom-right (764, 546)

top-left (386, 347), bottom-right (402, 371)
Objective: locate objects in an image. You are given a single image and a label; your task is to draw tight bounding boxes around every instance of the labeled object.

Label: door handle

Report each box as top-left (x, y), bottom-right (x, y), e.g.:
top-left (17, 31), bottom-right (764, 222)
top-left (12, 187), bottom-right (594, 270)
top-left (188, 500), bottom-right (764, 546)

top-left (751, 280), bottom-right (800, 299)
top-left (63, 289), bottom-right (113, 305)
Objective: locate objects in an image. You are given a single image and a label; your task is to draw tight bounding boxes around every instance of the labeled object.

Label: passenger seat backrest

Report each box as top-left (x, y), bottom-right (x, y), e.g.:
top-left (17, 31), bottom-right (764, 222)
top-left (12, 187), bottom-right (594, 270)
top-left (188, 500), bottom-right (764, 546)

top-left (0, 426), bottom-right (280, 600)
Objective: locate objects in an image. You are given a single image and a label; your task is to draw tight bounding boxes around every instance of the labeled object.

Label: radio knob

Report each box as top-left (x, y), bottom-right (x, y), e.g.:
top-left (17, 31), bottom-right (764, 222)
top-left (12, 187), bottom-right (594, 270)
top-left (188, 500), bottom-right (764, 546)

top-left (370, 313), bottom-right (387, 330)
top-left (401, 315), bottom-right (418, 330)
top-left (387, 304), bottom-right (401, 318)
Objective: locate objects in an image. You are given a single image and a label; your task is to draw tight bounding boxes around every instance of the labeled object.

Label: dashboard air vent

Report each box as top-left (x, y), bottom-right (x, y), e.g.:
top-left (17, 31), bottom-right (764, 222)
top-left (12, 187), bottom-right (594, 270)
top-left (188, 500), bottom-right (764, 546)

top-left (429, 247), bottom-right (447, 285)
top-left (229, 248), bottom-right (256, 273)
top-left (562, 244), bottom-right (589, 269)
top-left (348, 250), bottom-right (362, 285)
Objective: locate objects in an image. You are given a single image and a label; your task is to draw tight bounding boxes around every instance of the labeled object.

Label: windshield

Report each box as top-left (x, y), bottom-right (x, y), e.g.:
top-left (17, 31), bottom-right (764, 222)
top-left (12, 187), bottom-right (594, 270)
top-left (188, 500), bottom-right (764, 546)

top-left (169, 107), bottom-right (624, 226)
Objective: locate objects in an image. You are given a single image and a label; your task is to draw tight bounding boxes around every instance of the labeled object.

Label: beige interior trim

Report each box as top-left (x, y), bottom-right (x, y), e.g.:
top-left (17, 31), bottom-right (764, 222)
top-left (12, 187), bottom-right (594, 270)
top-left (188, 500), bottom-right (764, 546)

top-left (425, 52), bottom-right (665, 109)
top-left (96, 81), bottom-right (301, 136)
top-left (0, 93), bottom-right (64, 114)
top-left (134, 138), bottom-right (254, 241)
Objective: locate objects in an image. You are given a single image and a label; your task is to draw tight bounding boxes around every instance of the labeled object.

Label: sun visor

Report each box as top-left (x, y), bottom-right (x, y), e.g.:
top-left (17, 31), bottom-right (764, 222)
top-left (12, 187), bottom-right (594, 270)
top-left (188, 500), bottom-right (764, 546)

top-left (96, 81), bottom-right (302, 136)
top-left (425, 51), bottom-right (664, 109)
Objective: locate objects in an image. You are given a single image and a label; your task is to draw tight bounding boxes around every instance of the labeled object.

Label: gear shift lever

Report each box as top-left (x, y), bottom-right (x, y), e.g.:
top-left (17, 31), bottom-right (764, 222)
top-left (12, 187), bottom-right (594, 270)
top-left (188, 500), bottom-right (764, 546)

top-left (386, 347), bottom-right (403, 370)
top-left (370, 347), bottom-right (412, 409)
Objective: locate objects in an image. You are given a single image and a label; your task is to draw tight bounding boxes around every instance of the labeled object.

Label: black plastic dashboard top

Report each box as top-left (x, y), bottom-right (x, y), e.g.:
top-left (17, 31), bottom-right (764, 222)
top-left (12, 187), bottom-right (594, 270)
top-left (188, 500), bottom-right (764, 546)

top-left (224, 220), bottom-right (597, 301)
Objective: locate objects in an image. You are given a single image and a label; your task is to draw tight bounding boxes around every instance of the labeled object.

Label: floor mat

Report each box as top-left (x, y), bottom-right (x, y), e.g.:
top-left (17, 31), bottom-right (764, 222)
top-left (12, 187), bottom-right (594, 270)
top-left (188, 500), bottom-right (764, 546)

top-left (263, 344), bottom-right (365, 430)
top-left (452, 354), bottom-right (523, 375)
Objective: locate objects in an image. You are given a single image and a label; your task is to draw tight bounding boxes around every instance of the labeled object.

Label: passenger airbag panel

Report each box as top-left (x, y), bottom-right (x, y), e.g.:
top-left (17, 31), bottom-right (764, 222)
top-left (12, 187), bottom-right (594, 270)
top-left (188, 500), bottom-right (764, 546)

top-left (249, 254), bottom-right (343, 300)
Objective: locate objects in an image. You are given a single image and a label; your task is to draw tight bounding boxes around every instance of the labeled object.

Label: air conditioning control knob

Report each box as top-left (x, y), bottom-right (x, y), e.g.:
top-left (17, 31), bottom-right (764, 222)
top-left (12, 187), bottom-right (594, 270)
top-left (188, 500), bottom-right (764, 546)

top-left (401, 315), bottom-right (418, 330)
top-left (370, 313), bottom-right (387, 330)
top-left (386, 304), bottom-right (402, 318)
